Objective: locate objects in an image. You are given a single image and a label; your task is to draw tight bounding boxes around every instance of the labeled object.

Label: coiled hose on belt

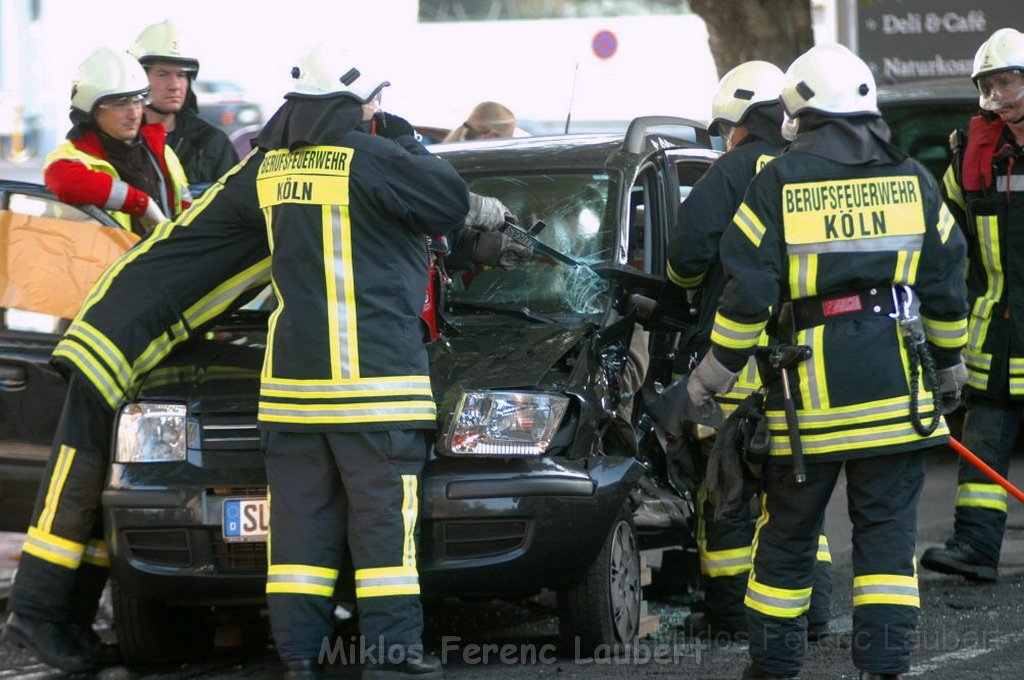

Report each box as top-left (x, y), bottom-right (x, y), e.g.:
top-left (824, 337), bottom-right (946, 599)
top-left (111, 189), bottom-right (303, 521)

top-left (902, 320), bottom-right (941, 436)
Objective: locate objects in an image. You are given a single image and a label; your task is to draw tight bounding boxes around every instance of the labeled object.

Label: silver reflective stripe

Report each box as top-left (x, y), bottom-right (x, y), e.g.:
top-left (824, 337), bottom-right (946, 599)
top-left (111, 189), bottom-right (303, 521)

top-left (704, 555), bottom-right (750, 570)
top-left (262, 378), bottom-right (431, 393)
top-left (787, 234), bottom-right (923, 255)
top-left (330, 205), bottom-right (354, 379)
top-left (995, 175), bottom-right (1024, 193)
top-left (104, 179), bottom-right (130, 211)
top-left (957, 489), bottom-right (1006, 503)
top-left (745, 588), bottom-right (809, 611)
top-left (259, 403), bottom-right (437, 419)
top-left (922, 320), bottom-right (965, 343)
top-left (768, 421), bottom-right (938, 454)
top-left (711, 320), bottom-right (762, 345)
top-left (853, 583), bottom-right (918, 599)
top-left (735, 206), bottom-right (765, 242)
top-left (355, 576), bottom-right (420, 588)
top-left (765, 398), bottom-right (929, 426)
top-left (145, 150), bottom-right (171, 216)
top-left (266, 573), bottom-right (336, 588)
top-left (68, 325), bottom-right (130, 390)
top-left (24, 534), bottom-right (82, 565)
top-left (54, 341), bottom-right (123, 406)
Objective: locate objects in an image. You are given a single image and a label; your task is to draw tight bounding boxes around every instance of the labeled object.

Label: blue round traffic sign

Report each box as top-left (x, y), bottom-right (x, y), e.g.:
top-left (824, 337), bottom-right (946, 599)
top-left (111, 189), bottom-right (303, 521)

top-left (592, 30), bottom-right (618, 60)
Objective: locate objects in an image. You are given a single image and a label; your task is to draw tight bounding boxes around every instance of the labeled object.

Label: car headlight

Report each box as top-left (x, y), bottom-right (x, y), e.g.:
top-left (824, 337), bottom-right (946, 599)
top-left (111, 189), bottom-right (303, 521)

top-left (441, 391), bottom-right (569, 457)
top-left (236, 108), bottom-right (260, 124)
top-left (115, 403), bottom-right (188, 463)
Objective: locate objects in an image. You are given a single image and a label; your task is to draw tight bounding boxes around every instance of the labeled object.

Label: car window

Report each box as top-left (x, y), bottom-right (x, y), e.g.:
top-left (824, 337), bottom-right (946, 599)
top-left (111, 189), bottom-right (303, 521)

top-left (881, 102), bottom-right (978, 180)
top-left (8, 193), bottom-right (103, 223)
top-left (449, 171), bottom-right (618, 317)
top-left (627, 166), bottom-right (659, 273)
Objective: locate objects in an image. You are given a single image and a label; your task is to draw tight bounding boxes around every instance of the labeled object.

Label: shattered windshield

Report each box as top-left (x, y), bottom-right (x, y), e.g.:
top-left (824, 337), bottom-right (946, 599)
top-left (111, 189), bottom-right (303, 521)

top-left (448, 172), bottom-right (617, 318)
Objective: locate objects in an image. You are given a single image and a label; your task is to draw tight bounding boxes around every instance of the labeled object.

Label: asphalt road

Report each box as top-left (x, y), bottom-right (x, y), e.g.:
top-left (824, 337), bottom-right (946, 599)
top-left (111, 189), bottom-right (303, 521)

top-left (2, 449), bottom-right (1023, 679)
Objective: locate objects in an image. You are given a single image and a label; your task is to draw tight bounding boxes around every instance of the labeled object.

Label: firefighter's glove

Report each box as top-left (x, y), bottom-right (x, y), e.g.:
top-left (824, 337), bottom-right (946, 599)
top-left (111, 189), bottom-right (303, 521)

top-left (377, 112), bottom-right (416, 140)
top-left (688, 350), bottom-right (739, 410)
top-left (471, 230), bottom-right (533, 271)
top-left (935, 360), bottom-right (968, 415)
top-left (464, 193), bottom-right (510, 231)
top-left (140, 198), bottom-right (167, 230)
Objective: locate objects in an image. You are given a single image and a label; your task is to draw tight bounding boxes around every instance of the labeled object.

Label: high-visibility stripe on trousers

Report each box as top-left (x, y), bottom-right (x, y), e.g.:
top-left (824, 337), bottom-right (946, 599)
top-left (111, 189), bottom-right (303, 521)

top-left (746, 452), bottom-right (923, 678)
top-left (263, 429), bottom-right (427, 663)
top-left (8, 376), bottom-right (115, 625)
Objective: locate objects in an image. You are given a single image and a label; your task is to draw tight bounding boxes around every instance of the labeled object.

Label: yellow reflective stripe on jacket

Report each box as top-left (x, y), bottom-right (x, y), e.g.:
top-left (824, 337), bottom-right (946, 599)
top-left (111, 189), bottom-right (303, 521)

top-left (666, 262), bottom-right (704, 289)
top-left (82, 539), bottom-right (110, 567)
top-left (893, 248), bottom-right (920, 285)
top-left (817, 534), bottom-right (831, 563)
top-left (258, 400), bottom-right (438, 425)
top-left (711, 312), bottom-right (765, 350)
top-left (733, 202), bottom-right (767, 247)
top-left (796, 325), bottom-right (828, 411)
top-left (23, 526), bottom-right (85, 570)
top-left (260, 376), bottom-right (434, 399)
top-left (745, 579), bottom-right (812, 618)
top-left (321, 203), bottom-right (359, 380)
top-left (852, 573), bottom-right (919, 608)
top-left (956, 483), bottom-right (1008, 513)
top-left (266, 564), bottom-right (339, 597)
top-left (354, 565), bottom-right (421, 598)
top-left (402, 475), bottom-right (419, 568)
top-left (788, 252), bottom-right (820, 298)
top-left (51, 341), bottom-right (124, 409)
top-left (936, 203), bottom-right (957, 244)
top-left (964, 348), bottom-right (992, 391)
top-left (921, 316), bottom-right (968, 349)
top-left (942, 163), bottom-right (965, 210)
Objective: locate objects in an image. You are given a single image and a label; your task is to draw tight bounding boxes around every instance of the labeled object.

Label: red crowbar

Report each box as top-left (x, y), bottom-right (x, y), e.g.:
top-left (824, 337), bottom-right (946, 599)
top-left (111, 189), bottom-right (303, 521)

top-left (949, 436), bottom-right (1024, 504)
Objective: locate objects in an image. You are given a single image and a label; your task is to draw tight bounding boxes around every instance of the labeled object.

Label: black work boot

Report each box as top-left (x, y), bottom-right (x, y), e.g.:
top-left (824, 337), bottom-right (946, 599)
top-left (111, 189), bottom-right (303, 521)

top-left (362, 652), bottom-right (443, 680)
top-left (860, 672), bottom-right (902, 680)
top-left (1, 612), bottom-right (96, 673)
top-left (69, 622), bottom-right (121, 667)
top-left (683, 611), bottom-right (748, 640)
top-left (920, 539), bottom-right (998, 582)
top-left (740, 662), bottom-right (799, 679)
top-left (283, 659), bottom-right (323, 679)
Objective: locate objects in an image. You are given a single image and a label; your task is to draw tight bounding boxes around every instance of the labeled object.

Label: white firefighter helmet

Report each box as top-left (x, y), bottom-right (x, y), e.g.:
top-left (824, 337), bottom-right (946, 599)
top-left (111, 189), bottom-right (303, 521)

top-left (972, 28), bottom-right (1024, 81)
top-left (709, 60), bottom-right (785, 135)
top-left (781, 44), bottom-right (878, 117)
top-left (128, 19), bottom-right (200, 73)
top-left (71, 47), bottom-right (150, 113)
top-left (287, 45), bottom-right (390, 102)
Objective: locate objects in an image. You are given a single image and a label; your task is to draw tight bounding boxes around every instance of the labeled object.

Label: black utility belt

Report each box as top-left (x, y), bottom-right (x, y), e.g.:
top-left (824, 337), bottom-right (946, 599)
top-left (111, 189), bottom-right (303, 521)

top-left (791, 287), bottom-right (898, 331)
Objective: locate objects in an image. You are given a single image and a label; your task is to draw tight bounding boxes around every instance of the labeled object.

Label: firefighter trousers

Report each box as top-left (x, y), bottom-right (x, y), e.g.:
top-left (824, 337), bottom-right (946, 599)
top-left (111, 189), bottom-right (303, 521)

top-left (696, 479), bottom-right (832, 626)
top-left (952, 394), bottom-right (1020, 562)
top-left (9, 375), bottom-right (113, 625)
top-left (263, 429), bottom-right (427, 663)
top-left (746, 451), bottom-right (924, 677)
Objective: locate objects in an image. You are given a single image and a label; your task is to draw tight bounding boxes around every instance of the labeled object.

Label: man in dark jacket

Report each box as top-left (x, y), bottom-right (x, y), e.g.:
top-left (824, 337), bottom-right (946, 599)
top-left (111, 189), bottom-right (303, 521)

top-left (129, 19), bottom-right (239, 183)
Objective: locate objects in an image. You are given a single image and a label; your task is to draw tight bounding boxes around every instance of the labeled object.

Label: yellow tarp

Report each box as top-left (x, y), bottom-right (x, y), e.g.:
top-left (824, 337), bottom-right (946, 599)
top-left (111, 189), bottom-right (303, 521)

top-left (0, 210), bottom-right (139, 320)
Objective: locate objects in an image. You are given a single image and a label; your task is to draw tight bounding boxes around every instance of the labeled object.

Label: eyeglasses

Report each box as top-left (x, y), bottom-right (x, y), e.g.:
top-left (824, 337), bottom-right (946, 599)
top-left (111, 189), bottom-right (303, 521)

top-left (976, 70), bottom-right (1024, 98)
top-left (97, 94), bottom-right (151, 111)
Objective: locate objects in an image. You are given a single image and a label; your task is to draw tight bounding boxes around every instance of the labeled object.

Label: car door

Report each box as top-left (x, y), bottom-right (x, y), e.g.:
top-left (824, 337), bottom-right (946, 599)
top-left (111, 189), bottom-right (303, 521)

top-left (0, 184), bottom-right (117, 531)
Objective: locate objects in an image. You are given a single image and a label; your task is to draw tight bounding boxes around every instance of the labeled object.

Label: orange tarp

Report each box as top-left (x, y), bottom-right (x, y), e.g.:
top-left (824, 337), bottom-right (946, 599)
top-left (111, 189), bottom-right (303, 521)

top-left (0, 210), bottom-right (139, 320)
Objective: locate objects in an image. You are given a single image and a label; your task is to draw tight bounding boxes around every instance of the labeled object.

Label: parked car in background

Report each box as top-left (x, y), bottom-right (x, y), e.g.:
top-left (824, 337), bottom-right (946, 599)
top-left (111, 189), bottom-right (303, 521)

top-left (878, 76), bottom-right (980, 180)
top-left (0, 118), bottom-right (718, 666)
top-left (193, 79), bottom-right (263, 137)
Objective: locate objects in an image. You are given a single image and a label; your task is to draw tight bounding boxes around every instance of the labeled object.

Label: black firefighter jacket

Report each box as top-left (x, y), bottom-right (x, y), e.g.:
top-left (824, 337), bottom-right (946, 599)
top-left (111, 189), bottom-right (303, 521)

top-left (165, 109), bottom-right (240, 184)
top-left (52, 131), bottom-right (469, 433)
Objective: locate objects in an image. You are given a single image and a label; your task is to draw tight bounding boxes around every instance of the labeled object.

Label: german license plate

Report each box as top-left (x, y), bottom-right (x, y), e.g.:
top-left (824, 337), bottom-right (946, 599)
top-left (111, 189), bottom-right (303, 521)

top-left (222, 497), bottom-right (269, 542)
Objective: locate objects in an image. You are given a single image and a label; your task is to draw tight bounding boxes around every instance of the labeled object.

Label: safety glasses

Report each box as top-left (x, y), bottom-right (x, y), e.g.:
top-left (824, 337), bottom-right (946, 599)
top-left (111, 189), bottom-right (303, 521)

top-left (97, 94), bottom-right (151, 111)
top-left (976, 70), bottom-right (1024, 98)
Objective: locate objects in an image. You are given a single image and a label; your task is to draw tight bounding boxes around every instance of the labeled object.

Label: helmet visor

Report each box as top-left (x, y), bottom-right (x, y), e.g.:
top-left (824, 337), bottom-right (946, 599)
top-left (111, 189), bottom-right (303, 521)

top-left (96, 93), bottom-right (152, 111)
top-left (977, 69), bottom-right (1024, 111)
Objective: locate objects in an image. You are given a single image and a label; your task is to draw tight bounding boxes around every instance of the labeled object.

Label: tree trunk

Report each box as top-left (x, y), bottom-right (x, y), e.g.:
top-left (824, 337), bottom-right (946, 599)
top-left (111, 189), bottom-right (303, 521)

top-left (689, 0), bottom-right (814, 77)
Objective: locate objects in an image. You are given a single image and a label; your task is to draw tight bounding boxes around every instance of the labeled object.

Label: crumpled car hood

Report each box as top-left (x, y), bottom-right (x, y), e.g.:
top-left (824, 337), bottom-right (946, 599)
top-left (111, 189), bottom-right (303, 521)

top-left (429, 322), bottom-right (590, 396)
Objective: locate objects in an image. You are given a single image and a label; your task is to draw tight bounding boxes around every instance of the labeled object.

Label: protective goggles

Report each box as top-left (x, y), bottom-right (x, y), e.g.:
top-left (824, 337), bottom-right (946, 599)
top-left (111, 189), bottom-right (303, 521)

top-left (97, 93), bottom-right (151, 111)
top-left (976, 69), bottom-right (1024, 111)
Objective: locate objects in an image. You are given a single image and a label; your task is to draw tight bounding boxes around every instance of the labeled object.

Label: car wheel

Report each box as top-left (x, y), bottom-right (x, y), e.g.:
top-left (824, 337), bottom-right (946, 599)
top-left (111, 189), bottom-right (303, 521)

top-left (557, 507), bottom-right (641, 657)
top-left (111, 579), bottom-right (214, 667)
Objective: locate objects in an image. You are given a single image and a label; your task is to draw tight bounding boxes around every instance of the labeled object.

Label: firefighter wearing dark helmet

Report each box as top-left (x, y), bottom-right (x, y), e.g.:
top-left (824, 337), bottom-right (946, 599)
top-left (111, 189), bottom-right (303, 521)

top-left (687, 44), bottom-right (968, 680)
top-left (128, 19), bottom-right (240, 183)
top-left (666, 60), bottom-right (833, 642)
top-left (920, 28), bottom-right (1024, 583)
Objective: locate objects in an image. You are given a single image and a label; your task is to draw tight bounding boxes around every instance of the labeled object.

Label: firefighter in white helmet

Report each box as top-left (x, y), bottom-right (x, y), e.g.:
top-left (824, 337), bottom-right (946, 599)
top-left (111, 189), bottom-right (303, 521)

top-left (688, 44), bottom-right (968, 679)
top-left (129, 19), bottom-right (240, 183)
top-left (665, 60), bottom-right (833, 642)
top-left (41, 46), bottom-right (190, 235)
top-left (921, 28), bottom-right (1024, 584)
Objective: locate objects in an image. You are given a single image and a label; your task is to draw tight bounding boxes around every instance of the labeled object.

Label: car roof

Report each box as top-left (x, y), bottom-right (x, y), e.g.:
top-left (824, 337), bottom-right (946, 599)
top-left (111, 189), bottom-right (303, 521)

top-left (432, 132), bottom-right (713, 171)
top-left (877, 77), bottom-right (978, 105)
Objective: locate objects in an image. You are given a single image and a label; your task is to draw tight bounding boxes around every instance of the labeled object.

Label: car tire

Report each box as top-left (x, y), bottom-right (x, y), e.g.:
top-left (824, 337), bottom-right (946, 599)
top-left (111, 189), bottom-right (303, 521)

top-left (111, 579), bottom-right (214, 667)
top-left (557, 507), bottom-right (641, 657)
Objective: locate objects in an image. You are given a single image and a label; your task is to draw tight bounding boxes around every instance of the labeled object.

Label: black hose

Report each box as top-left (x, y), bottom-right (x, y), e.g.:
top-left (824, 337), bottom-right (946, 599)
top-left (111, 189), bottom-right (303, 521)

top-left (903, 323), bottom-right (941, 436)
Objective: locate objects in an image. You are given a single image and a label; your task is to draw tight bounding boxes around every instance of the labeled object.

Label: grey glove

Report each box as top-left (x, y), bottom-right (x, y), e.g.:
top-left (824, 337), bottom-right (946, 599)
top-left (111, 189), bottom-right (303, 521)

top-left (471, 230), bottom-right (533, 271)
top-left (687, 350), bottom-right (740, 408)
top-left (935, 360), bottom-right (968, 415)
top-left (140, 197), bottom-right (167, 229)
top-left (464, 192), bottom-right (510, 231)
